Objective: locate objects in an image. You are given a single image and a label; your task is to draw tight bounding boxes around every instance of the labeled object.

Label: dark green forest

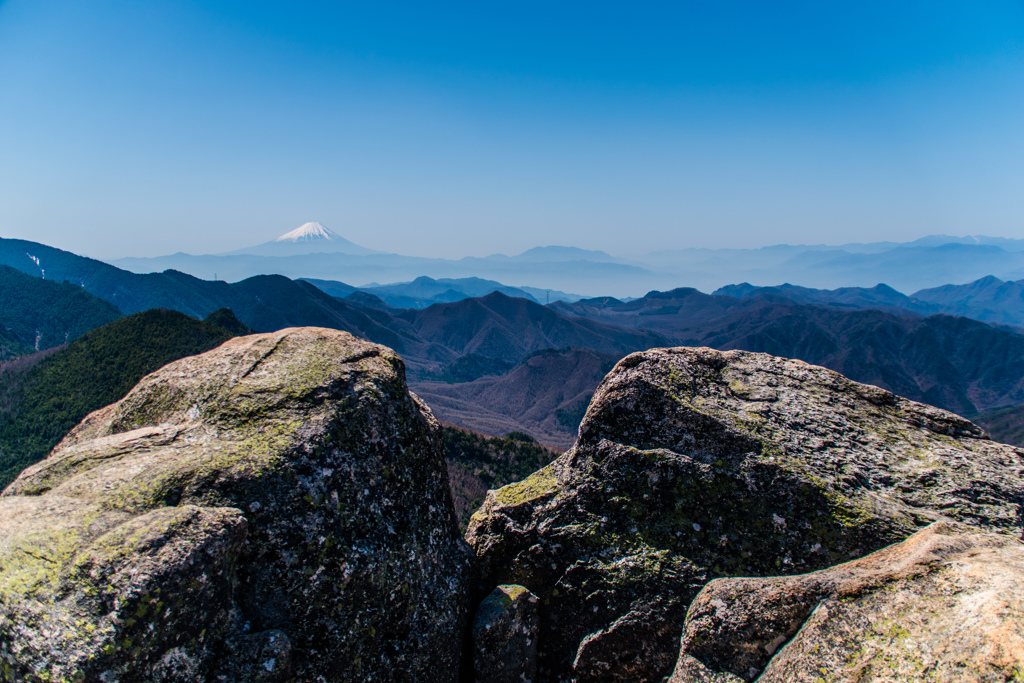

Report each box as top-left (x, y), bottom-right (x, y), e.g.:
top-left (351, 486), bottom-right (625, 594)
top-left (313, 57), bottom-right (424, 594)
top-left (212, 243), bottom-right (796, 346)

top-left (0, 264), bottom-right (122, 352)
top-left (443, 425), bottom-right (559, 529)
top-left (0, 309), bottom-right (242, 488)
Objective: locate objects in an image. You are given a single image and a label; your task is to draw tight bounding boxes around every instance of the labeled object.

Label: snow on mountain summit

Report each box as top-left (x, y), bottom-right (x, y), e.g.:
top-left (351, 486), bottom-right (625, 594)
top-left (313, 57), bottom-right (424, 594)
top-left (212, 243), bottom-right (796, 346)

top-left (275, 222), bottom-right (340, 242)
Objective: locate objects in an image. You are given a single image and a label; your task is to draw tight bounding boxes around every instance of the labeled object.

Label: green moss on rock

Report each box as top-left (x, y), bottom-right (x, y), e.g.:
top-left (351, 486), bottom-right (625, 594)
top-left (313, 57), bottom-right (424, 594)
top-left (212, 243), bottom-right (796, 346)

top-left (466, 346), bottom-right (1024, 683)
top-left (0, 328), bottom-right (471, 681)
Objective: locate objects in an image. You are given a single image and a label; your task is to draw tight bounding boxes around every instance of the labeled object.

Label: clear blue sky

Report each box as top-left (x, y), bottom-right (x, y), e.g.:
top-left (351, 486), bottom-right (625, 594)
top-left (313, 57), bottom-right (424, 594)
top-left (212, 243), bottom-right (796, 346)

top-left (1, 0), bottom-right (1022, 259)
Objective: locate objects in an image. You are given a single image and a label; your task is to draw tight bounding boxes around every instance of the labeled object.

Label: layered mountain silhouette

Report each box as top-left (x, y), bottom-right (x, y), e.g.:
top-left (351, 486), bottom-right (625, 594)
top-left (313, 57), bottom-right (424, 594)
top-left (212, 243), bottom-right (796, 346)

top-left (555, 288), bottom-right (1024, 417)
top-left (7, 236), bottom-right (1024, 450)
top-left (300, 275), bottom-right (579, 308)
top-left (717, 277), bottom-right (1024, 327)
top-left (112, 227), bottom-right (1024, 296)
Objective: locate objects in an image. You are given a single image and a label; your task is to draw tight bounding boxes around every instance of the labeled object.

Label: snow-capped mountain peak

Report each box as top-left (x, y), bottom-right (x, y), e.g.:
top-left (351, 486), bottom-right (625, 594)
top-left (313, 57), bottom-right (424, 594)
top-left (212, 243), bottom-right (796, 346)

top-left (275, 222), bottom-right (339, 243)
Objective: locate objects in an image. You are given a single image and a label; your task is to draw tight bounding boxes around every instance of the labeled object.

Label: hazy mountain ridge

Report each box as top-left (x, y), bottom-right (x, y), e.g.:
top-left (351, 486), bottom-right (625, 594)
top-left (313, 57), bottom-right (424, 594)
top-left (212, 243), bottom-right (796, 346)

top-left (716, 276), bottom-right (1024, 328)
top-left (114, 231), bottom-right (1024, 297)
top-left (10, 237), bottom-right (1024, 449)
top-left (300, 275), bottom-right (580, 308)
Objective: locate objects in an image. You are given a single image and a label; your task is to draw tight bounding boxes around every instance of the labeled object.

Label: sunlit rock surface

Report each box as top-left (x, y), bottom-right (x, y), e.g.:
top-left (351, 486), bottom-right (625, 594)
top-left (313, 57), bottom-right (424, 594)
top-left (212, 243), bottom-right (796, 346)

top-left (466, 347), bottom-right (1024, 682)
top-left (0, 327), bottom-right (471, 682)
top-left (672, 522), bottom-right (1024, 682)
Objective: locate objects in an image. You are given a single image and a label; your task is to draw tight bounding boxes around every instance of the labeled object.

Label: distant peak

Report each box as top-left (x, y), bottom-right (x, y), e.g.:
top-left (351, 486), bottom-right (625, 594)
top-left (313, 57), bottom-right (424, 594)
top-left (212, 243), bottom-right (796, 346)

top-left (275, 222), bottom-right (340, 242)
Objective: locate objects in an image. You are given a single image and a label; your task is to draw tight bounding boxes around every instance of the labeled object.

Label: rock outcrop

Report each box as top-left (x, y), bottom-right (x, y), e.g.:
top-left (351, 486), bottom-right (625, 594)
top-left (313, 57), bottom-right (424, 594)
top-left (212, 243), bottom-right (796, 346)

top-left (466, 347), bottom-right (1024, 682)
top-left (472, 584), bottom-right (540, 683)
top-left (0, 327), bottom-right (471, 682)
top-left (672, 521), bottom-right (1024, 682)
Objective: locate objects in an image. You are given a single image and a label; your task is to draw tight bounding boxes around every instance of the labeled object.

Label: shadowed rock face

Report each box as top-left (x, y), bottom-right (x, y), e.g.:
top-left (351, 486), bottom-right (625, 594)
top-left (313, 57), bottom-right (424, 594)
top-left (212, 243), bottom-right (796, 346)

top-left (0, 327), bottom-right (471, 682)
top-left (473, 584), bottom-right (540, 683)
top-left (466, 347), bottom-right (1024, 683)
top-left (672, 522), bottom-right (1024, 683)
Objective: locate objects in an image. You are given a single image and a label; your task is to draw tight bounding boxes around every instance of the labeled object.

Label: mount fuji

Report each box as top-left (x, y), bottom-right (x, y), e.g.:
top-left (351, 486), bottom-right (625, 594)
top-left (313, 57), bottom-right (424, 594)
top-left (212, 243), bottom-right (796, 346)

top-left (226, 222), bottom-right (381, 257)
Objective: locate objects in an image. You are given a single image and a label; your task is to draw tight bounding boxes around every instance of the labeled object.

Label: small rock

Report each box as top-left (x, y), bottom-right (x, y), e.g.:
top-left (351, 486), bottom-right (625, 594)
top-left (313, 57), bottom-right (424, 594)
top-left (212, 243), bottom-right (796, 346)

top-left (473, 585), bottom-right (540, 683)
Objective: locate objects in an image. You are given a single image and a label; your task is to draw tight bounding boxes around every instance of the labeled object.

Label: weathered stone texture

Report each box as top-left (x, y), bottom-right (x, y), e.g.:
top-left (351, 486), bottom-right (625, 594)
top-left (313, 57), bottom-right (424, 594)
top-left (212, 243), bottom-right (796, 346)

top-left (0, 327), bottom-right (471, 682)
top-left (473, 584), bottom-right (540, 683)
top-left (466, 347), bottom-right (1024, 682)
top-left (672, 522), bottom-right (1024, 682)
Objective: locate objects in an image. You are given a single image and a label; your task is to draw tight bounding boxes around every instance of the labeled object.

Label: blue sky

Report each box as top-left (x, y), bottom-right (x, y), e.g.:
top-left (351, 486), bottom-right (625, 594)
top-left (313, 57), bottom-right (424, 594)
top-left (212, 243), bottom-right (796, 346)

top-left (1, 0), bottom-right (1022, 259)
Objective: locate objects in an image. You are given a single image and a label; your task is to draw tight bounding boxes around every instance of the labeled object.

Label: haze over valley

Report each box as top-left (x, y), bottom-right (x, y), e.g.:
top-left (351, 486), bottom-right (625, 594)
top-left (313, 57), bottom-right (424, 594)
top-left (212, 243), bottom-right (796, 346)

top-left (116, 222), bottom-right (1024, 297)
top-left (8, 230), bottom-right (1024, 456)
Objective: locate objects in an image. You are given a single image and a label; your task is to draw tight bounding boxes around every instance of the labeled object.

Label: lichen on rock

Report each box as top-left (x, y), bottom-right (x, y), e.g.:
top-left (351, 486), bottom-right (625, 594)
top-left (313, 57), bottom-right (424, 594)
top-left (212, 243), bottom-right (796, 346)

top-left (0, 327), bottom-right (471, 682)
top-left (671, 521), bottom-right (1024, 682)
top-left (466, 346), bottom-right (1024, 682)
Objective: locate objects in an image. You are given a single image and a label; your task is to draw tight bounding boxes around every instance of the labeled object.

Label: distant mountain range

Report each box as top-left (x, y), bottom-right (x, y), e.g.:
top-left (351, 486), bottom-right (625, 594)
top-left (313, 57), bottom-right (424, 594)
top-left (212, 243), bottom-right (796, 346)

top-left (7, 235), bottom-right (1024, 450)
top-left (714, 277), bottom-right (1024, 328)
top-left (300, 275), bottom-right (581, 309)
top-left (111, 223), bottom-right (1024, 297)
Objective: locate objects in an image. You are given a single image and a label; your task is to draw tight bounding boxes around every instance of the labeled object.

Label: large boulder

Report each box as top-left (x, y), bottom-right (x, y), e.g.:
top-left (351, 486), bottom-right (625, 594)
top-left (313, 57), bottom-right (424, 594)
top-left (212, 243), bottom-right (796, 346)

top-left (0, 327), bottom-right (471, 682)
top-left (466, 347), bottom-right (1024, 682)
top-left (672, 522), bottom-right (1024, 682)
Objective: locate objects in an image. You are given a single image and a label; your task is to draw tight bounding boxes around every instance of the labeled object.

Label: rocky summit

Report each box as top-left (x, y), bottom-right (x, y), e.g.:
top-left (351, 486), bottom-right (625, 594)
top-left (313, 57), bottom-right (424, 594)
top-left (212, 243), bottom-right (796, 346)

top-left (466, 347), bottom-right (1024, 682)
top-left (2, 334), bottom-right (1024, 682)
top-left (0, 327), bottom-right (470, 682)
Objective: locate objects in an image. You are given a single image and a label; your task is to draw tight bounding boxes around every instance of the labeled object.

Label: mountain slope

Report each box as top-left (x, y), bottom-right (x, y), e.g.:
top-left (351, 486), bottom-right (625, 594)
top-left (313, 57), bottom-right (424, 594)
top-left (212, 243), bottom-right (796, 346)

top-left (911, 276), bottom-right (1024, 327)
top-left (0, 309), bottom-right (240, 488)
top-left (443, 425), bottom-right (558, 529)
top-left (401, 292), bottom-right (665, 368)
top-left (557, 288), bottom-right (1024, 417)
top-left (970, 404), bottom-right (1024, 448)
top-left (411, 347), bottom-right (623, 448)
top-left (0, 238), bottom-right (274, 321)
top-left (0, 328), bottom-right (30, 361)
top-left (0, 264), bottom-right (122, 352)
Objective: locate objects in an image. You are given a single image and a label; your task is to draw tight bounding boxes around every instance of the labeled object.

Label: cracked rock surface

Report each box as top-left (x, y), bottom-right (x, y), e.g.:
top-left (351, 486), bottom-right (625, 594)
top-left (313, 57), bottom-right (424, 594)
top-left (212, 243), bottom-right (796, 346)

top-left (0, 327), bottom-right (471, 682)
top-left (672, 521), bottom-right (1024, 683)
top-left (465, 347), bottom-right (1024, 682)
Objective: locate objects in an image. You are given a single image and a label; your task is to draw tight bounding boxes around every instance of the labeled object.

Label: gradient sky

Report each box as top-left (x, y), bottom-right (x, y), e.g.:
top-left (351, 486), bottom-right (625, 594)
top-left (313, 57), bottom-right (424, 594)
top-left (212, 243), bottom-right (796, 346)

top-left (1, 1), bottom-right (1023, 260)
